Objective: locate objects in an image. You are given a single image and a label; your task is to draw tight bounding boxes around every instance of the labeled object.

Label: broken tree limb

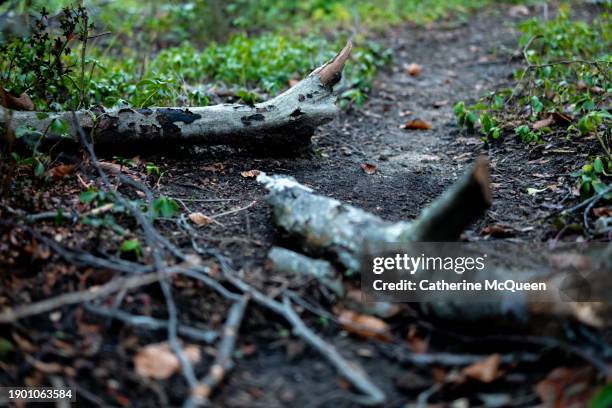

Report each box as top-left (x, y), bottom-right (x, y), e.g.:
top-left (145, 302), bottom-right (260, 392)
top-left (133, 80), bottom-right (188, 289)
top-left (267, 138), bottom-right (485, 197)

top-left (267, 246), bottom-right (344, 296)
top-left (0, 42), bottom-right (353, 150)
top-left (256, 158), bottom-right (491, 271)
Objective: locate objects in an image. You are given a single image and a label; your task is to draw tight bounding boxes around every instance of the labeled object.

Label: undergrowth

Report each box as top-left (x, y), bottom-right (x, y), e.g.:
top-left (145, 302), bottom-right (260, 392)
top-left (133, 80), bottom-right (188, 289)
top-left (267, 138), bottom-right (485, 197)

top-left (0, 0), bottom-right (499, 111)
top-left (453, 6), bottom-right (611, 201)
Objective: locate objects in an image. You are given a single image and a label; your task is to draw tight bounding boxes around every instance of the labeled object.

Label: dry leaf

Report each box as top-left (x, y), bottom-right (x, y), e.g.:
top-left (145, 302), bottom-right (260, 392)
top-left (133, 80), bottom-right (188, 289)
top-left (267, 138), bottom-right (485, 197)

top-left (47, 164), bottom-right (76, 180)
top-left (189, 212), bottom-right (213, 226)
top-left (480, 224), bottom-right (515, 238)
top-left (288, 78), bottom-right (300, 87)
top-left (535, 367), bottom-right (594, 407)
top-left (462, 353), bottom-right (501, 383)
top-left (0, 88), bottom-right (34, 111)
top-left (593, 206), bottom-right (612, 217)
top-left (402, 119), bottom-right (432, 130)
top-left (99, 161), bottom-right (124, 174)
top-left (552, 112), bottom-right (572, 125)
top-left (134, 342), bottom-right (201, 380)
top-left (509, 4), bottom-right (530, 17)
top-left (405, 63), bottom-right (422, 77)
top-left (532, 116), bottom-right (554, 130)
top-left (241, 169), bottom-right (261, 178)
top-left (202, 163), bottom-right (225, 172)
top-left (338, 310), bottom-right (392, 342)
top-left (406, 326), bottom-right (428, 353)
top-left (360, 163), bottom-right (377, 175)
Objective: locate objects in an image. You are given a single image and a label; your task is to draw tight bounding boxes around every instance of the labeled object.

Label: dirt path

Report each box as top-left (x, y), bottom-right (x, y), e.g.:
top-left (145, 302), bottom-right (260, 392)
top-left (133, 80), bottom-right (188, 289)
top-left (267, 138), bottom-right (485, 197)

top-left (148, 7), bottom-right (536, 407)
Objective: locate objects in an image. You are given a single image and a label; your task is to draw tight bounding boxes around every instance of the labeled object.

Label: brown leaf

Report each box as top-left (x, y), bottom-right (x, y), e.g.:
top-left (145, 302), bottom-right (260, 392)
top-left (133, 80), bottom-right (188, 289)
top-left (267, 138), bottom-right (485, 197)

top-left (405, 63), bottom-right (422, 77)
top-left (47, 164), bottom-right (76, 180)
top-left (360, 163), bottom-right (377, 175)
top-left (462, 353), bottom-right (501, 383)
top-left (99, 161), bottom-right (124, 174)
top-left (593, 206), bottom-right (612, 217)
top-left (552, 111), bottom-right (573, 125)
top-left (402, 119), bottom-right (432, 130)
top-left (338, 310), bottom-right (392, 342)
top-left (535, 367), bottom-right (594, 407)
top-left (189, 212), bottom-right (213, 226)
top-left (0, 88), bottom-right (34, 111)
top-left (532, 116), bottom-right (554, 130)
top-left (134, 342), bottom-right (201, 380)
top-left (405, 325), bottom-right (428, 353)
top-left (240, 169), bottom-right (261, 178)
top-left (480, 224), bottom-right (515, 238)
top-left (202, 163), bottom-right (225, 172)
top-left (288, 78), bottom-right (300, 87)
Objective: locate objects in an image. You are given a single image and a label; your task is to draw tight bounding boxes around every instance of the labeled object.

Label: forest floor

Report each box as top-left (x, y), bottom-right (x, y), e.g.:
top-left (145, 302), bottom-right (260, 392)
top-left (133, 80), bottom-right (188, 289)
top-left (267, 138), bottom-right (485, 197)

top-left (1, 3), bottom-right (609, 407)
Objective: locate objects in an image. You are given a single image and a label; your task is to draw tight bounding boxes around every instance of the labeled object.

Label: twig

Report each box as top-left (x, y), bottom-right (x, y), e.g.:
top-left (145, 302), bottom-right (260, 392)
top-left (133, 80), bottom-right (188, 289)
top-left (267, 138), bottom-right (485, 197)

top-left (281, 296), bottom-right (385, 406)
top-left (210, 201), bottom-right (256, 220)
top-left (185, 296), bottom-right (248, 407)
top-left (220, 264), bottom-right (385, 405)
top-left (0, 270), bottom-right (173, 323)
top-left (377, 343), bottom-right (539, 366)
top-left (543, 185), bottom-right (612, 223)
top-left (583, 186), bottom-right (612, 234)
top-left (84, 304), bottom-right (218, 344)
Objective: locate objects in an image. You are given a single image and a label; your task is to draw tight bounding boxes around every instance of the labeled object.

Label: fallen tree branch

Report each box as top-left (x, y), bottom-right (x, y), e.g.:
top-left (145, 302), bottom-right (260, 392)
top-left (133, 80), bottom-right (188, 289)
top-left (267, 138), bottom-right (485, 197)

top-left (1, 42), bottom-right (353, 150)
top-left (0, 270), bottom-right (175, 323)
top-left (84, 304), bottom-right (218, 344)
top-left (221, 267), bottom-right (386, 406)
top-left (185, 296), bottom-right (248, 407)
top-left (256, 157), bottom-right (490, 271)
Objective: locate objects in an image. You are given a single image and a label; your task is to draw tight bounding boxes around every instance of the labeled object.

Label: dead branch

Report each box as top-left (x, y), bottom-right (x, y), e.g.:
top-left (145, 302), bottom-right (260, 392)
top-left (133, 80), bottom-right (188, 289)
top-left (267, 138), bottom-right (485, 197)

top-left (84, 304), bottom-right (218, 344)
top-left (0, 270), bottom-right (175, 323)
top-left (256, 157), bottom-right (490, 271)
top-left (280, 296), bottom-right (386, 406)
top-left (221, 269), bottom-right (386, 406)
top-left (268, 246), bottom-right (343, 296)
top-left (1, 42), bottom-right (353, 150)
top-left (185, 296), bottom-right (249, 407)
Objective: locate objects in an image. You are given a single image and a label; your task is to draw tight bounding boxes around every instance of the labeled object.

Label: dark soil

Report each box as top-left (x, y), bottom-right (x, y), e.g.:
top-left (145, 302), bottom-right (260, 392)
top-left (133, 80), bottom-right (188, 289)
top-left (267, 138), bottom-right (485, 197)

top-left (0, 3), bottom-right (608, 408)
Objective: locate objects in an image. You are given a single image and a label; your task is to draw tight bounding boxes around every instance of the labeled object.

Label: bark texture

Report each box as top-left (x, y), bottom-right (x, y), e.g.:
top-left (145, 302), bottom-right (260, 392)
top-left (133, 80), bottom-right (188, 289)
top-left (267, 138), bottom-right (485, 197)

top-left (1, 42), bottom-right (353, 150)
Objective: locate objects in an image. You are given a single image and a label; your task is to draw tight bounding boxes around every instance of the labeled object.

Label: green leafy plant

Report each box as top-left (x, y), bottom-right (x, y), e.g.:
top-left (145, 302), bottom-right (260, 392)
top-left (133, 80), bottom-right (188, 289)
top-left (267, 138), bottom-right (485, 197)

top-left (120, 238), bottom-right (143, 257)
top-left (146, 162), bottom-right (161, 176)
top-left (572, 157), bottom-right (612, 198)
top-left (514, 124), bottom-right (541, 144)
top-left (453, 101), bottom-right (477, 133)
top-left (591, 385), bottom-right (612, 408)
top-left (0, 5), bottom-right (93, 110)
top-left (152, 196), bottom-right (179, 218)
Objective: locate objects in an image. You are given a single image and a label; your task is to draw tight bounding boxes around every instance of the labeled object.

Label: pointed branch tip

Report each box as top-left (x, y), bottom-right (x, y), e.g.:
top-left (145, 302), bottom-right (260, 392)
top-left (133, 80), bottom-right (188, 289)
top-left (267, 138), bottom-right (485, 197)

top-left (314, 40), bottom-right (353, 87)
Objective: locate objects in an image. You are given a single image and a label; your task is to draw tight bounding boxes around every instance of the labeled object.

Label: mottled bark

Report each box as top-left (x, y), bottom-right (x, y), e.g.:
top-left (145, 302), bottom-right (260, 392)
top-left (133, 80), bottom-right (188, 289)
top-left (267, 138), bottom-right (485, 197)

top-left (0, 42), bottom-right (353, 151)
top-left (257, 158), bottom-right (491, 272)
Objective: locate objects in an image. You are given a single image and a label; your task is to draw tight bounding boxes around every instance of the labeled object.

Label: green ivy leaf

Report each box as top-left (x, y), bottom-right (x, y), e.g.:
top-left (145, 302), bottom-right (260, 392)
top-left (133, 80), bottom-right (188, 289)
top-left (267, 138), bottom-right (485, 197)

top-left (593, 157), bottom-right (604, 174)
top-left (79, 189), bottom-right (98, 203)
top-left (120, 238), bottom-right (142, 256)
top-left (531, 96), bottom-right (544, 114)
top-left (591, 385), bottom-right (612, 408)
top-left (50, 117), bottom-right (70, 137)
top-left (34, 160), bottom-right (45, 177)
top-left (153, 196), bottom-right (179, 218)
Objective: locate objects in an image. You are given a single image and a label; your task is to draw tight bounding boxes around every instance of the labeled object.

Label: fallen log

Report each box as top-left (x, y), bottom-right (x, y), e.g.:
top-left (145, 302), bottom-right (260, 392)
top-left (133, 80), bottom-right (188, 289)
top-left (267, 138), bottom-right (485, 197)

top-left (257, 163), bottom-right (612, 329)
top-left (257, 157), bottom-right (491, 272)
top-left (1, 42), bottom-right (352, 150)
